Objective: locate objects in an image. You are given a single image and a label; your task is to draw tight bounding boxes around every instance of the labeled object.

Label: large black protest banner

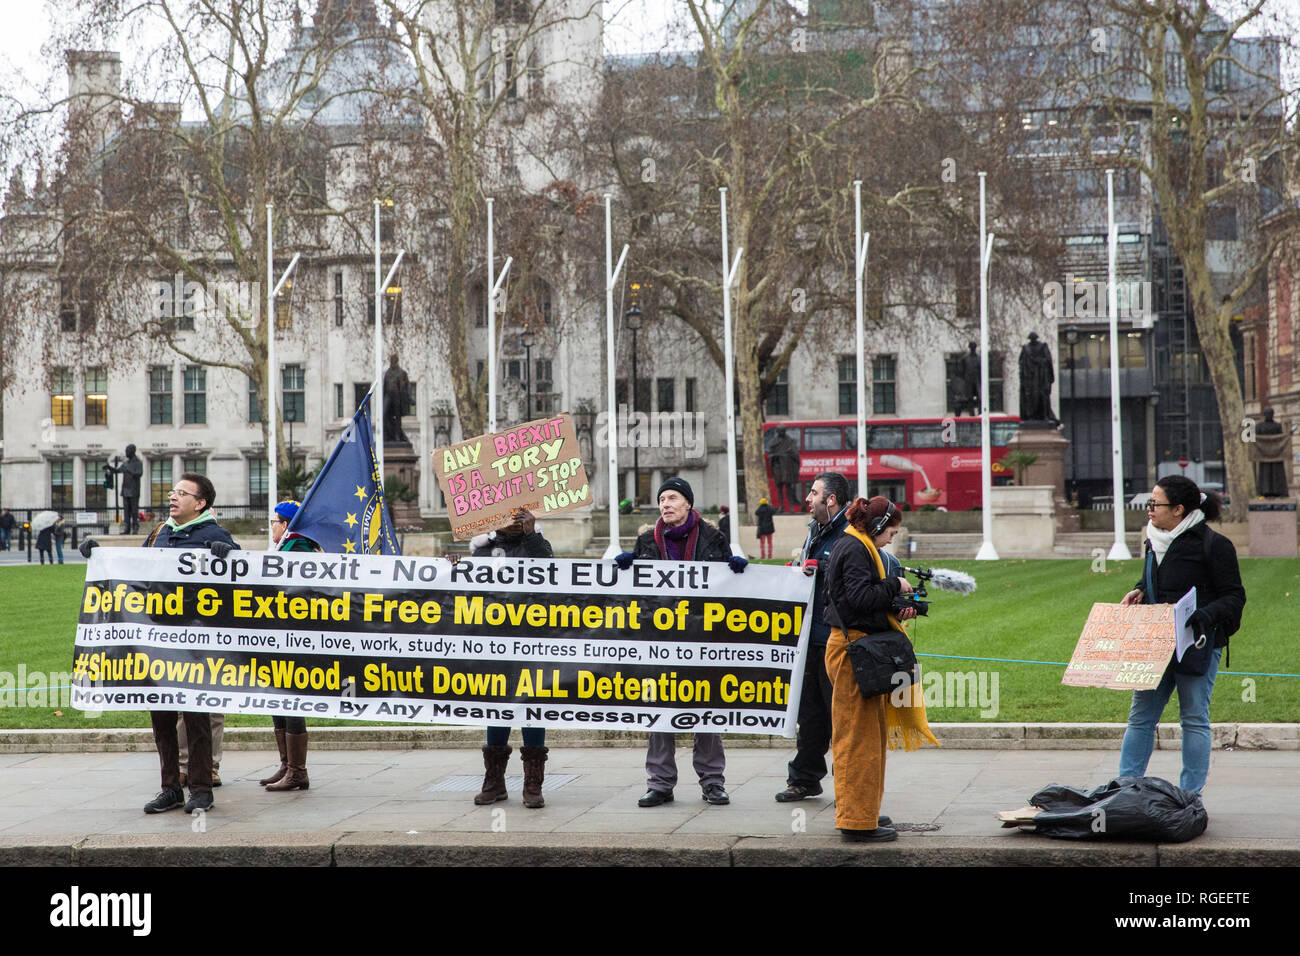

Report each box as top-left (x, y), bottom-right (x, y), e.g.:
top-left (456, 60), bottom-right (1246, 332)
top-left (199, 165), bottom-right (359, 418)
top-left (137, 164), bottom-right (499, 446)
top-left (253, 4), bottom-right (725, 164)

top-left (73, 549), bottom-right (814, 735)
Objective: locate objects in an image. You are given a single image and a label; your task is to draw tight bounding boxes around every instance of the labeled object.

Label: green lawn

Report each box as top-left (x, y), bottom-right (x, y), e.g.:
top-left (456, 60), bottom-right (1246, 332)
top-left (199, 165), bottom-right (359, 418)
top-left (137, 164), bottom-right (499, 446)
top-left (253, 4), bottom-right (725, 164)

top-left (2, 560), bottom-right (1297, 727)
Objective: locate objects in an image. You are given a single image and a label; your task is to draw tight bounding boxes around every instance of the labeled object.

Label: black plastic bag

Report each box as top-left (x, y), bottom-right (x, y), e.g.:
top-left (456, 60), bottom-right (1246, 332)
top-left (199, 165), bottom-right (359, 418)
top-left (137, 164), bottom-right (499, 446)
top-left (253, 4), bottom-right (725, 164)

top-left (1026, 776), bottom-right (1208, 842)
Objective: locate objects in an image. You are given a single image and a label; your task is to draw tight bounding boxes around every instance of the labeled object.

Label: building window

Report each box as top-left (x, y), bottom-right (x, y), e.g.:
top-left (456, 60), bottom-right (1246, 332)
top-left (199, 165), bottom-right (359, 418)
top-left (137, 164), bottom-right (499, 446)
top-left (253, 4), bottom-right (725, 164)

top-left (84, 367), bottom-right (108, 426)
top-left (872, 355), bottom-right (897, 414)
top-left (51, 368), bottom-right (74, 426)
top-left (150, 458), bottom-right (173, 508)
top-left (615, 378), bottom-right (651, 411)
top-left (248, 457), bottom-right (268, 508)
top-left (495, 0), bottom-right (530, 22)
top-left (51, 460), bottom-right (74, 509)
top-left (183, 365), bottom-right (206, 424)
top-left (1207, 205), bottom-right (1238, 241)
top-left (988, 352), bottom-right (1005, 412)
top-left (837, 356), bottom-right (857, 415)
top-left (182, 456), bottom-right (206, 475)
top-left (154, 274), bottom-right (194, 331)
top-left (472, 283), bottom-right (488, 328)
top-left (685, 378), bottom-right (696, 413)
top-left (282, 364), bottom-right (305, 423)
top-left (526, 49), bottom-right (542, 98)
top-left (657, 378), bottom-right (675, 413)
top-left (333, 271), bottom-right (344, 327)
top-left (248, 375), bottom-right (261, 424)
top-left (335, 383), bottom-right (344, 419)
top-left (505, 51), bottom-right (518, 99)
top-left (84, 459), bottom-right (107, 509)
top-left (1243, 331), bottom-right (1257, 401)
top-left (764, 367), bottom-right (789, 416)
top-left (58, 280), bottom-right (95, 332)
top-left (354, 382), bottom-right (371, 415)
top-left (149, 366), bottom-right (173, 425)
top-left (1209, 56), bottom-right (1232, 92)
top-left (364, 270), bottom-right (402, 324)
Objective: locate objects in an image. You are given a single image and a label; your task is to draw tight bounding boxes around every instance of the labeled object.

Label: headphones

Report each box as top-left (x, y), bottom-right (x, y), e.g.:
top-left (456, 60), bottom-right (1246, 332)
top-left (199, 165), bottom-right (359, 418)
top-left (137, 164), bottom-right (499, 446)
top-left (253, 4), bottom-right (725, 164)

top-left (867, 501), bottom-right (898, 538)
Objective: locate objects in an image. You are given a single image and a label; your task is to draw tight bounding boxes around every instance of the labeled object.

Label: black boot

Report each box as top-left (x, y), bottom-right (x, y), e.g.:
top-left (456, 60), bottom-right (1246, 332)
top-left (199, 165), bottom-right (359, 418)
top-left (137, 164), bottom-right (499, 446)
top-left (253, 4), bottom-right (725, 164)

top-left (520, 745), bottom-right (548, 809)
top-left (474, 745), bottom-right (511, 805)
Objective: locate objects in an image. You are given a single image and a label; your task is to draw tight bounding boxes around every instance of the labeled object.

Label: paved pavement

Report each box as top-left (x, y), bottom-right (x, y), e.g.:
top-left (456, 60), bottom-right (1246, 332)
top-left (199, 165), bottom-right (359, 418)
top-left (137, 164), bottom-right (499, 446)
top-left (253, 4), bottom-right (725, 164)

top-left (2, 738), bottom-right (1296, 866)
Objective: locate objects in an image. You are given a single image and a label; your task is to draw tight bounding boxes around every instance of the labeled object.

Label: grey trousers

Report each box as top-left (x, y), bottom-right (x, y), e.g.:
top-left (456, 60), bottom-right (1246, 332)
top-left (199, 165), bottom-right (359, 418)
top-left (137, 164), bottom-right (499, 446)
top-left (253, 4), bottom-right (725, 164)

top-left (645, 732), bottom-right (725, 792)
top-left (179, 713), bottom-right (224, 773)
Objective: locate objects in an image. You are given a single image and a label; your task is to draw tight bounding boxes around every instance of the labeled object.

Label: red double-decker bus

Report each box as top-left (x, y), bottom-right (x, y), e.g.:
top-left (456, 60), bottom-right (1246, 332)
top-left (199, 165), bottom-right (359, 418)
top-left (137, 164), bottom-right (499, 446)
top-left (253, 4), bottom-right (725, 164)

top-left (762, 416), bottom-right (1020, 512)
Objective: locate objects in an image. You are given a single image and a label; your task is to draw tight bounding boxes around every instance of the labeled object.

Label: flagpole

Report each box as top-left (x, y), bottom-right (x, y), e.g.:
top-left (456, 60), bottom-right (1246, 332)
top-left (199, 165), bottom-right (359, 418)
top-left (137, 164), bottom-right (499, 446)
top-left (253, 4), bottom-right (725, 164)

top-left (976, 172), bottom-right (999, 561)
top-left (719, 188), bottom-right (744, 557)
top-left (854, 181), bottom-right (869, 501)
top-left (487, 198), bottom-right (497, 433)
top-left (1107, 169), bottom-right (1132, 560)
top-left (266, 203), bottom-right (277, 548)
top-left (603, 194), bottom-right (629, 559)
top-left (373, 199), bottom-right (384, 479)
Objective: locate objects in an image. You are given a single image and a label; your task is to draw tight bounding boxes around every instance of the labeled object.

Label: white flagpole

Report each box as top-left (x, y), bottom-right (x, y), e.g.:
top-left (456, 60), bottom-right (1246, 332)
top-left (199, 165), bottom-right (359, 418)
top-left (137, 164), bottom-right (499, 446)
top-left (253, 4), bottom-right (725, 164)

top-left (720, 187), bottom-right (744, 557)
top-left (854, 181), bottom-right (869, 501)
top-left (266, 203), bottom-right (277, 548)
top-left (976, 172), bottom-right (999, 560)
top-left (603, 194), bottom-right (630, 559)
top-left (373, 199), bottom-right (384, 478)
top-left (1107, 169), bottom-right (1133, 560)
top-left (487, 198), bottom-right (498, 433)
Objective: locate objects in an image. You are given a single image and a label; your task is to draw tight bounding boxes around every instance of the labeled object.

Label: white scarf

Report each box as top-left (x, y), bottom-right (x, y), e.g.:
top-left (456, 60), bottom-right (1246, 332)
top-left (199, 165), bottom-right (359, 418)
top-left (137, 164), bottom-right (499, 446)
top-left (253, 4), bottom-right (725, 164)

top-left (1145, 509), bottom-right (1205, 565)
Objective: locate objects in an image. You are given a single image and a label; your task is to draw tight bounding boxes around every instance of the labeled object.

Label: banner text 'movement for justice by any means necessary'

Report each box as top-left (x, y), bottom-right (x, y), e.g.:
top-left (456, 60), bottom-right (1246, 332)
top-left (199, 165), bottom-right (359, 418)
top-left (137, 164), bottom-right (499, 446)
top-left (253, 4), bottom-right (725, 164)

top-left (73, 549), bottom-right (815, 734)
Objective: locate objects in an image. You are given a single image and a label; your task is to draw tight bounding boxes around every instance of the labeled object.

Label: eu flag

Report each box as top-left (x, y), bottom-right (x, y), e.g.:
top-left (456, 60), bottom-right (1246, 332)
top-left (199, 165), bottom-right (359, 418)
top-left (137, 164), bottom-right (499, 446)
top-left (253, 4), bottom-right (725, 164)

top-left (286, 396), bottom-right (401, 555)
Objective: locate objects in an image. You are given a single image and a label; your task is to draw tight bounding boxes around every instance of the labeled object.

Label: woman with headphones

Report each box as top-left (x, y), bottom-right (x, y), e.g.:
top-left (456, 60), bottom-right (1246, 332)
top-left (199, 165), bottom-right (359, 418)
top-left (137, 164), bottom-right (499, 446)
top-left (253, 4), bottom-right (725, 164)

top-left (821, 496), bottom-right (927, 842)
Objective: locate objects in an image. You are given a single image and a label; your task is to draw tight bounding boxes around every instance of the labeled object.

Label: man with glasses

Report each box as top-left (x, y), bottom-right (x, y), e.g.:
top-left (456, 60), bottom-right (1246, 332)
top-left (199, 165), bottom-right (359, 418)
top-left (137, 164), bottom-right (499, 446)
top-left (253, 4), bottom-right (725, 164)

top-left (83, 472), bottom-right (236, 814)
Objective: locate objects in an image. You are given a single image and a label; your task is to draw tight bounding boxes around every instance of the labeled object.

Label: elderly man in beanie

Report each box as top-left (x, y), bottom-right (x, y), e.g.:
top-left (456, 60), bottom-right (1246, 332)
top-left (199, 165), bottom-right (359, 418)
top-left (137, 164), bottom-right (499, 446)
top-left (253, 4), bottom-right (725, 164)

top-left (615, 476), bottom-right (747, 807)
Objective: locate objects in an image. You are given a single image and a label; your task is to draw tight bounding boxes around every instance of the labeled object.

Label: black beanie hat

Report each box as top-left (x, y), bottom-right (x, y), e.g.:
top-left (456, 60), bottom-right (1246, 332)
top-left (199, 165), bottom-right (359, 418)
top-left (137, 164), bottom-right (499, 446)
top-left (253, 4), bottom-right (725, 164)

top-left (657, 476), bottom-right (694, 507)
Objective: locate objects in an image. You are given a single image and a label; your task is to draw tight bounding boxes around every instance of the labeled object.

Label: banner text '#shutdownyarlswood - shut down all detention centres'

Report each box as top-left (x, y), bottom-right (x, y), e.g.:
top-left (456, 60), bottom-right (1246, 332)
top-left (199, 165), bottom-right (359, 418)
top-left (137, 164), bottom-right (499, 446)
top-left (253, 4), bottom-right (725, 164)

top-left (73, 549), bottom-right (814, 734)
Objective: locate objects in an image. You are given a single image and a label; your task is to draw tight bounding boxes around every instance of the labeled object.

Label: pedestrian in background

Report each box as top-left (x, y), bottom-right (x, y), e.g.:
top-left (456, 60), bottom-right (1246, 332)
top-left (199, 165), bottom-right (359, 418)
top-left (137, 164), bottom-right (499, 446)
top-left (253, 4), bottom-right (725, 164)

top-left (754, 497), bottom-right (775, 559)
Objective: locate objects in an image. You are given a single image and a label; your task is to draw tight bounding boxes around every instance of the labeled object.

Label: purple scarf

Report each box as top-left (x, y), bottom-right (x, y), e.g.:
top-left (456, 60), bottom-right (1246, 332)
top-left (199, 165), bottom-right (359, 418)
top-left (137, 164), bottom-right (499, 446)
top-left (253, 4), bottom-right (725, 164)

top-left (655, 510), bottom-right (700, 561)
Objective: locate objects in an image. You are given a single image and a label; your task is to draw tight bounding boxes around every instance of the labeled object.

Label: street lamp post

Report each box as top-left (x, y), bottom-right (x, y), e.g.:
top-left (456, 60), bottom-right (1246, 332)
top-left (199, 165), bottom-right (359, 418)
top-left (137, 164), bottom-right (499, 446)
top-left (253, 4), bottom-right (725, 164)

top-left (522, 331), bottom-right (536, 420)
top-left (625, 303), bottom-right (643, 505)
top-left (1066, 323), bottom-right (1079, 504)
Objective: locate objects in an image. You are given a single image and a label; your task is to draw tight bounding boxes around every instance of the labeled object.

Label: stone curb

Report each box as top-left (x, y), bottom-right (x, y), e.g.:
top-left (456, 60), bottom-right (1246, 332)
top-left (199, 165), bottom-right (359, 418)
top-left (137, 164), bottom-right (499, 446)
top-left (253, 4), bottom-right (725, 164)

top-left (2, 723), bottom-right (1297, 753)
top-left (1, 831), bottom-right (1295, 867)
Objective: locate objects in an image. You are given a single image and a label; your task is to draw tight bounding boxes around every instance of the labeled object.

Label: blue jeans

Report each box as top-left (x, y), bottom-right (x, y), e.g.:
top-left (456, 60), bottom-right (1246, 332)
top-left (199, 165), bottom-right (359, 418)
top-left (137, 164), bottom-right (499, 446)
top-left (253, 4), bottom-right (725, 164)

top-left (486, 726), bottom-right (544, 748)
top-left (1118, 648), bottom-right (1222, 793)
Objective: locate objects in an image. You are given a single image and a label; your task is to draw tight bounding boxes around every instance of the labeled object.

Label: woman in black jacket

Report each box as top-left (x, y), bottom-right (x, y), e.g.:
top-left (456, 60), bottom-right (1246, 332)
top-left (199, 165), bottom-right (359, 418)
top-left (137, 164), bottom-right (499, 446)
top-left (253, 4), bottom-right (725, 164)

top-left (1118, 476), bottom-right (1245, 793)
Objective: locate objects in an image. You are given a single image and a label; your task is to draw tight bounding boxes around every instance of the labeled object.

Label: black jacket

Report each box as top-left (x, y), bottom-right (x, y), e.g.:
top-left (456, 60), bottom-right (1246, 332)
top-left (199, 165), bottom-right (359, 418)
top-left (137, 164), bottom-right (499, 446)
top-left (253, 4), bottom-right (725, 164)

top-left (147, 515), bottom-right (236, 550)
top-left (1132, 523), bottom-right (1246, 648)
top-left (822, 532), bottom-right (902, 635)
top-left (472, 530), bottom-right (553, 558)
top-left (633, 514), bottom-right (730, 563)
top-left (754, 504), bottom-right (776, 537)
top-left (801, 508), bottom-right (850, 645)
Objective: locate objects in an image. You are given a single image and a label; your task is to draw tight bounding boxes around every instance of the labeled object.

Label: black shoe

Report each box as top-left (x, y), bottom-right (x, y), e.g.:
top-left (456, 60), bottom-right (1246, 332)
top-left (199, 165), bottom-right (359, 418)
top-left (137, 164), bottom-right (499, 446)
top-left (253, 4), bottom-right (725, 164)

top-left (702, 784), bottom-right (730, 805)
top-left (638, 789), bottom-right (674, 807)
top-left (775, 782), bottom-right (823, 802)
top-left (183, 791), bottom-right (214, 814)
top-left (840, 826), bottom-right (897, 843)
top-left (878, 815), bottom-right (892, 827)
top-left (143, 787), bottom-right (184, 814)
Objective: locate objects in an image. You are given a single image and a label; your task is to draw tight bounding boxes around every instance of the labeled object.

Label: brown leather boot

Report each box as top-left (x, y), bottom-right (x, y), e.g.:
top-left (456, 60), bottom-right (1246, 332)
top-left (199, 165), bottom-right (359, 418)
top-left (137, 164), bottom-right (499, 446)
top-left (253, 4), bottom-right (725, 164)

top-left (520, 745), bottom-right (548, 809)
top-left (474, 745), bottom-right (511, 805)
top-left (266, 732), bottom-right (309, 791)
top-left (259, 728), bottom-right (288, 786)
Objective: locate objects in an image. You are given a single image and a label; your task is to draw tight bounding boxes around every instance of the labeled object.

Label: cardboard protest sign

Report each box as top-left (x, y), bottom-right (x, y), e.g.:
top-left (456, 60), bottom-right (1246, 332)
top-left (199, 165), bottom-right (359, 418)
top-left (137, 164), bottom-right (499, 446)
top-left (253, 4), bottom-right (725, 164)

top-left (1061, 603), bottom-right (1177, 691)
top-left (433, 414), bottom-right (591, 540)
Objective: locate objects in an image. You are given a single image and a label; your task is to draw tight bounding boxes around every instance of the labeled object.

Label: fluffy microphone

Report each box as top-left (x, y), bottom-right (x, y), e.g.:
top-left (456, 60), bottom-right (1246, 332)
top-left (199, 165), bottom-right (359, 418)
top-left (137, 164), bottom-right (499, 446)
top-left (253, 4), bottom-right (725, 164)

top-left (904, 566), bottom-right (977, 595)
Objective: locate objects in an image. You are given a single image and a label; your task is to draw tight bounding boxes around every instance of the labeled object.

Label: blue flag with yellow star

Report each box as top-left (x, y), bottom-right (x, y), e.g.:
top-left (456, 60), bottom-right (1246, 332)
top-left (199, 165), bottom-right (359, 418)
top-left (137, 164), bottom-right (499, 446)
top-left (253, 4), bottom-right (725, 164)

top-left (286, 396), bottom-right (401, 555)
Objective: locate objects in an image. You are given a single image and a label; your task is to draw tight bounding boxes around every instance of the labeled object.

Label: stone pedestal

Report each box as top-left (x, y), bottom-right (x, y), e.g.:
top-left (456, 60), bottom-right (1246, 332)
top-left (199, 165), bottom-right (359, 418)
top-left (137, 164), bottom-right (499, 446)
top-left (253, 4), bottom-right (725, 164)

top-left (1248, 499), bottom-right (1297, 558)
top-left (383, 442), bottom-right (422, 528)
top-left (1007, 424), bottom-right (1079, 533)
top-left (989, 485), bottom-right (1056, 554)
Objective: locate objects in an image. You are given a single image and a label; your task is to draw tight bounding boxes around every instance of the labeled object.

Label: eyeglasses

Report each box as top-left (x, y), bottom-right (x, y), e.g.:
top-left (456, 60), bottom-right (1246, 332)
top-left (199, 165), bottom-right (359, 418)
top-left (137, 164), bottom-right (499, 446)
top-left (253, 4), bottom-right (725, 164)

top-left (1146, 501), bottom-right (1175, 511)
top-left (271, 517), bottom-right (286, 525)
top-left (169, 488), bottom-right (200, 499)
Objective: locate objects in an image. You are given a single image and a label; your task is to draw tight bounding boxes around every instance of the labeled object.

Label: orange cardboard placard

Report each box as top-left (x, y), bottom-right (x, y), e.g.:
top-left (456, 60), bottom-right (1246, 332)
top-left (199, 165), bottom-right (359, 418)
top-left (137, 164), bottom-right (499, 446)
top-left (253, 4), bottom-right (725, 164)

top-left (432, 413), bottom-right (591, 540)
top-left (1061, 603), bottom-right (1176, 691)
